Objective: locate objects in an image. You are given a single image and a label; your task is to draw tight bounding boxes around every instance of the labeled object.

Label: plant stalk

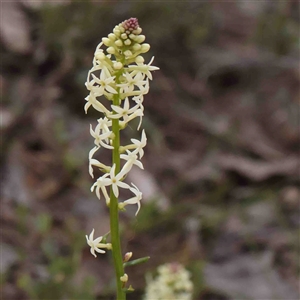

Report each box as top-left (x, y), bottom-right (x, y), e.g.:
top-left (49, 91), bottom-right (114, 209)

top-left (110, 89), bottom-right (126, 299)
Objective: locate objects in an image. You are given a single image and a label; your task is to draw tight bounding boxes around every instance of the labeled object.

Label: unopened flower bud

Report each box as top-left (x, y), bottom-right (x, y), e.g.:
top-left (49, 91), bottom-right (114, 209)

top-left (108, 33), bottom-right (116, 41)
top-left (132, 44), bottom-right (141, 51)
top-left (120, 273), bottom-right (128, 283)
top-left (124, 252), bottom-right (133, 262)
top-left (136, 35), bottom-right (146, 43)
top-left (140, 43), bottom-right (150, 53)
top-left (102, 37), bottom-right (111, 46)
top-left (107, 47), bottom-right (115, 54)
top-left (113, 28), bottom-right (120, 35)
top-left (133, 28), bottom-right (142, 35)
top-left (124, 39), bottom-right (131, 46)
top-left (121, 33), bottom-right (128, 40)
top-left (135, 56), bottom-right (144, 64)
top-left (113, 62), bottom-right (123, 70)
top-left (124, 50), bottom-right (132, 57)
top-left (95, 52), bottom-right (106, 61)
top-left (122, 17), bottom-right (139, 31)
top-left (114, 40), bottom-right (122, 47)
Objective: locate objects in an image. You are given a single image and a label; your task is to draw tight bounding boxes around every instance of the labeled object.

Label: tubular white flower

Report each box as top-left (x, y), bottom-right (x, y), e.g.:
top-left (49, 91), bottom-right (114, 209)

top-left (128, 56), bottom-right (159, 80)
top-left (90, 124), bottom-right (113, 149)
top-left (132, 94), bottom-right (144, 106)
top-left (100, 164), bottom-right (130, 198)
top-left (120, 150), bottom-right (144, 173)
top-left (117, 72), bottom-right (147, 94)
top-left (121, 79), bottom-right (149, 99)
top-left (90, 67), bottom-right (118, 96)
top-left (91, 173), bottom-right (111, 204)
top-left (119, 108), bottom-right (144, 130)
top-left (97, 117), bottom-right (113, 134)
top-left (110, 97), bottom-right (142, 126)
top-left (131, 130), bottom-right (147, 158)
top-left (85, 229), bottom-right (112, 258)
top-left (89, 146), bottom-right (99, 178)
top-left (89, 158), bottom-right (111, 179)
top-left (89, 146), bottom-right (111, 178)
top-left (119, 183), bottom-right (142, 215)
top-left (84, 93), bottom-right (111, 115)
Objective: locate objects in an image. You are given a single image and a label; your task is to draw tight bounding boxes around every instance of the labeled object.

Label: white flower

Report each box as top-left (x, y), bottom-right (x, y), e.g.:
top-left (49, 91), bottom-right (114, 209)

top-left (121, 80), bottom-right (149, 98)
top-left (89, 66), bottom-right (118, 97)
top-left (89, 146), bottom-right (99, 177)
top-left (120, 108), bottom-right (144, 130)
top-left (119, 183), bottom-right (142, 215)
top-left (133, 94), bottom-right (144, 106)
top-left (85, 70), bottom-right (97, 92)
top-left (89, 146), bottom-right (109, 178)
top-left (85, 229), bottom-right (112, 258)
top-left (109, 97), bottom-right (139, 123)
top-left (144, 263), bottom-right (193, 300)
top-left (119, 129), bottom-right (147, 158)
top-left (92, 42), bottom-right (105, 66)
top-left (117, 72), bottom-right (147, 94)
top-left (91, 173), bottom-right (111, 204)
top-left (90, 124), bottom-right (113, 149)
top-left (84, 93), bottom-right (111, 114)
top-left (100, 164), bottom-right (130, 198)
top-left (128, 56), bottom-right (159, 80)
top-left (89, 157), bottom-right (110, 179)
top-left (97, 117), bottom-right (113, 134)
top-left (120, 150), bottom-right (144, 174)
top-left (131, 129), bottom-right (147, 158)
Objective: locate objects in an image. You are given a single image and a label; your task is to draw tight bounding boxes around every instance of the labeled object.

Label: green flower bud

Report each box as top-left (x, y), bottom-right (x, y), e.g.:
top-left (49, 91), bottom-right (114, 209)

top-left (108, 33), bottom-right (116, 41)
top-left (113, 62), bottom-right (123, 70)
top-left (115, 39), bottom-right (123, 47)
top-left (95, 52), bottom-right (106, 61)
top-left (132, 44), bottom-right (141, 51)
top-left (136, 35), bottom-right (145, 43)
top-left (124, 39), bottom-right (131, 46)
top-left (124, 50), bottom-right (132, 57)
top-left (113, 28), bottom-right (120, 35)
top-left (135, 56), bottom-right (144, 64)
top-left (121, 33), bottom-right (128, 40)
top-left (107, 47), bottom-right (115, 54)
top-left (102, 37), bottom-right (110, 46)
top-left (140, 43), bottom-right (150, 53)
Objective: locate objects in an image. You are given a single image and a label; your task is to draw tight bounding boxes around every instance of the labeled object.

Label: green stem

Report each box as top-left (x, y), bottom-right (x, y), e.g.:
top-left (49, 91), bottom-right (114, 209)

top-left (110, 89), bottom-right (126, 299)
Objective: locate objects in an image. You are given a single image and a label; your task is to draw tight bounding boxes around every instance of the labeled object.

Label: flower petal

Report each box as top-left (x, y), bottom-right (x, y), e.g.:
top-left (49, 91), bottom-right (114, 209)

top-left (112, 184), bottom-right (119, 198)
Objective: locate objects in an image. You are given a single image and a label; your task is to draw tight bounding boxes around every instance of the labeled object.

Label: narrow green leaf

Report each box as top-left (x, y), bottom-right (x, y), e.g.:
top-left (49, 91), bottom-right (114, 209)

top-left (123, 256), bottom-right (150, 268)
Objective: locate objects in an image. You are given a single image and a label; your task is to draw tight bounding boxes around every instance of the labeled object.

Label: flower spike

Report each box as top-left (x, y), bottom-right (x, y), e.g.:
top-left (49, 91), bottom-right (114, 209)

top-left (84, 18), bottom-right (158, 298)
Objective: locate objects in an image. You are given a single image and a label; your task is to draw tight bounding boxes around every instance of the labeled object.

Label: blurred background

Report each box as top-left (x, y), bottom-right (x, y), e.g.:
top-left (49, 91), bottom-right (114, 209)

top-left (1, 1), bottom-right (299, 299)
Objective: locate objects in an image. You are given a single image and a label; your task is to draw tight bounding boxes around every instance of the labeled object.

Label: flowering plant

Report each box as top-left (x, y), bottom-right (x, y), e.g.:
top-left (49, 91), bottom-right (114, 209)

top-left (144, 263), bottom-right (193, 300)
top-left (84, 18), bottom-right (158, 299)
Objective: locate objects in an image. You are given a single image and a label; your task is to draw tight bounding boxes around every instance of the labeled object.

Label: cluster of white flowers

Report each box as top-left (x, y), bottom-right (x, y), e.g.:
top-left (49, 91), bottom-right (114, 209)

top-left (85, 18), bottom-right (159, 257)
top-left (144, 263), bottom-right (193, 300)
